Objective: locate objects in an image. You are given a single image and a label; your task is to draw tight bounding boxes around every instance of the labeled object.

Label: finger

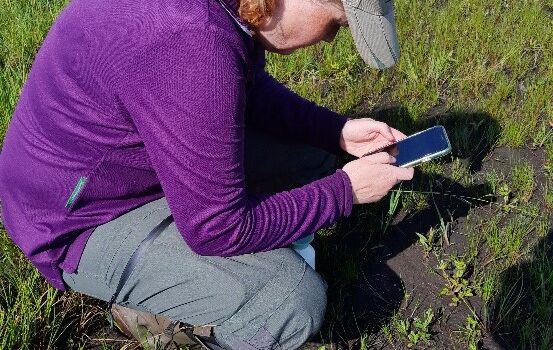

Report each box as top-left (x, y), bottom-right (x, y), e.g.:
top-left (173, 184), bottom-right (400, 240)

top-left (393, 166), bottom-right (415, 181)
top-left (365, 152), bottom-right (396, 165)
top-left (370, 121), bottom-right (396, 142)
top-left (361, 140), bottom-right (393, 157)
top-left (390, 127), bottom-right (407, 140)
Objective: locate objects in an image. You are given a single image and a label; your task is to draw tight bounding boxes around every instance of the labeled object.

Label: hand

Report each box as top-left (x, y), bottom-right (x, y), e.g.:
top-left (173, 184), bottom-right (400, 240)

top-left (342, 152), bottom-right (414, 204)
top-left (339, 118), bottom-right (407, 158)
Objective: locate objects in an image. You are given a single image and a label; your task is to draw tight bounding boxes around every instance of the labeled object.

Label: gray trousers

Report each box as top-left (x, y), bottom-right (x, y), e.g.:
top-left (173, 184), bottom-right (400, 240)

top-left (63, 129), bottom-right (338, 350)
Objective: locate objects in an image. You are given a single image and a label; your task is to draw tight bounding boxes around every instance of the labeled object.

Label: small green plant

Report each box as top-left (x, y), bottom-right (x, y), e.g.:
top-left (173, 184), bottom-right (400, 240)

top-left (481, 214), bottom-right (504, 258)
top-left (395, 317), bottom-right (410, 339)
top-left (382, 185), bottom-right (403, 234)
top-left (358, 333), bottom-right (371, 350)
top-left (462, 315), bottom-right (482, 350)
top-left (392, 308), bottom-right (435, 347)
top-left (531, 122), bottom-right (553, 148)
top-left (497, 182), bottom-right (518, 212)
top-left (429, 190), bottom-right (453, 246)
top-left (381, 323), bottom-right (394, 345)
top-left (546, 138), bottom-right (553, 179)
top-left (438, 257), bottom-right (475, 307)
top-left (544, 181), bottom-right (553, 209)
top-left (485, 170), bottom-right (502, 196)
top-left (478, 272), bottom-right (498, 303)
top-left (511, 163), bottom-right (535, 203)
top-left (416, 228), bottom-right (437, 255)
top-left (497, 182), bottom-right (511, 204)
top-left (451, 157), bottom-right (473, 186)
top-left (400, 189), bottom-right (429, 212)
top-left (409, 308), bottom-right (435, 345)
top-left (437, 208), bottom-right (452, 246)
top-left (415, 206), bottom-right (451, 254)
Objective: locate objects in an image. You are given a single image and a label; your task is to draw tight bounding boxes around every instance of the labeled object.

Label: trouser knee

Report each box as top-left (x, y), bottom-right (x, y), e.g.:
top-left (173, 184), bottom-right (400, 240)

top-left (213, 252), bottom-right (328, 350)
top-left (265, 266), bottom-right (328, 349)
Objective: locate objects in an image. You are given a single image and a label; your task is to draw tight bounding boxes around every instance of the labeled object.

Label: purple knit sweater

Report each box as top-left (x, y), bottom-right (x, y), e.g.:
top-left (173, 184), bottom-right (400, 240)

top-left (0, 0), bottom-right (353, 290)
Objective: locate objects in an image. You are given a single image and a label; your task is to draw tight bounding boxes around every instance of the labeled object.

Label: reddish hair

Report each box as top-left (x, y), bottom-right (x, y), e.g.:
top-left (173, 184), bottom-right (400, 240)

top-left (239, 0), bottom-right (275, 27)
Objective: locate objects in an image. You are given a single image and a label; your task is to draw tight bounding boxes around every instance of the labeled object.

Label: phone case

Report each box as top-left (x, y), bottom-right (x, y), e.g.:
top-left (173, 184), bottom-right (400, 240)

top-left (362, 125), bottom-right (452, 167)
top-left (398, 126), bottom-right (452, 168)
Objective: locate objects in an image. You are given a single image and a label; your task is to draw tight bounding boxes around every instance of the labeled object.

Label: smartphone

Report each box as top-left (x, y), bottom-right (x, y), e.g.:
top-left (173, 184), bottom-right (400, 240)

top-left (364, 125), bottom-right (452, 167)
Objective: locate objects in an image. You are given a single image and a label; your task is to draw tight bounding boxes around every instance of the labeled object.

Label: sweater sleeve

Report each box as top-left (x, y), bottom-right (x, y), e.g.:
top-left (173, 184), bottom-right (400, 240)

top-left (245, 49), bottom-right (349, 155)
top-left (116, 28), bottom-right (353, 256)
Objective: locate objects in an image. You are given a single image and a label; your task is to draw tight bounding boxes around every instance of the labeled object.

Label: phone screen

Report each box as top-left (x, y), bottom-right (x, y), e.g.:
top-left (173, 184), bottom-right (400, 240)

top-left (393, 126), bottom-right (451, 167)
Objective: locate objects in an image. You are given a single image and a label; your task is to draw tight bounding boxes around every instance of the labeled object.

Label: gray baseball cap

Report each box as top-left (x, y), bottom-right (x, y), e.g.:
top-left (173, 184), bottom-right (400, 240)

top-left (342, 0), bottom-right (400, 69)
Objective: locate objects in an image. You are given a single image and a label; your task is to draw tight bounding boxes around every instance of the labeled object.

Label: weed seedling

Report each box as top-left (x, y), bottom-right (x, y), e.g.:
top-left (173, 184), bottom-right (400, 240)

top-left (409, 308), bottom-right (435, 345)
top-left (416, 228), bottom-right (437, 255)
top-left (391, 308), bottom-right (436, 348)
top-left (497, 182), bottom-right (512, 205)
top-left (462, 315), bottom-right (482, 350)
top-left (438, 257), bottom-right (475, 307)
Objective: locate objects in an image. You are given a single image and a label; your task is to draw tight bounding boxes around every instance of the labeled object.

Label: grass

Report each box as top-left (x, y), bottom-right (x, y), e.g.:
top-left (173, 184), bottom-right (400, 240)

top-left (511, 162), bottom-right (535, 203)
top-left (1, 0), bottom-right (552, 349)
top-left (0, 0), bottom-right (69, 142)
top-left (0, 228), bottom-right (107, 349)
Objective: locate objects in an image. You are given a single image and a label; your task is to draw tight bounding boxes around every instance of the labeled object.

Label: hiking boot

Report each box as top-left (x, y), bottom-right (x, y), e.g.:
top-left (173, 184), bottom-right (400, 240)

top-left (110, 304), bottom-right (202, 349)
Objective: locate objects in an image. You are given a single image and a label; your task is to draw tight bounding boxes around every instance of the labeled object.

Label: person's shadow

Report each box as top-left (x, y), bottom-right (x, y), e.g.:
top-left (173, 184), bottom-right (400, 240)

top-left (488, 226), bottom-right (553, 349)
top-left (311, 105), bottom-right (502, 348)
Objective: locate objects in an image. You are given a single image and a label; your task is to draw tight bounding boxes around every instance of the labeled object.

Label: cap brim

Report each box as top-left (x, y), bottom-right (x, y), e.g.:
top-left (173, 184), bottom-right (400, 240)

top-left (344, 4), bottom-right (400, 69)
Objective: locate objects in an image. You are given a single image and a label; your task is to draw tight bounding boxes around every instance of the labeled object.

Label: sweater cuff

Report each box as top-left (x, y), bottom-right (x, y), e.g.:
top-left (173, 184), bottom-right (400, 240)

top-left (334, 169), bottom-right (353, 217)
